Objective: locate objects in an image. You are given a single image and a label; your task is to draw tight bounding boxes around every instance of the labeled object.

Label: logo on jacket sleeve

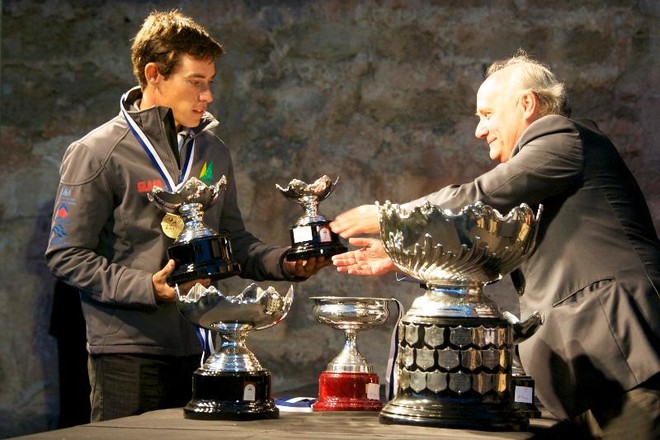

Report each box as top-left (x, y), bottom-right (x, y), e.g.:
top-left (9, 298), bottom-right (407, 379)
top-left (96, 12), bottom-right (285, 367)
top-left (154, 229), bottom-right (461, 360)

top-left (56, 204), bottom-right (69, 219)
top-left (49, 186), bottom-right (76, 247)
top-left (200, 161), bottom-right (214, 184)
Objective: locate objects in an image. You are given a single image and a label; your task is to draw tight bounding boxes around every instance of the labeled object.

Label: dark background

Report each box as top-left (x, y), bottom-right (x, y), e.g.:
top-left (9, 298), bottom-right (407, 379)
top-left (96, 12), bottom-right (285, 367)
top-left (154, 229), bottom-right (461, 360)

top-left (1, 0), bottom-right (658, 436)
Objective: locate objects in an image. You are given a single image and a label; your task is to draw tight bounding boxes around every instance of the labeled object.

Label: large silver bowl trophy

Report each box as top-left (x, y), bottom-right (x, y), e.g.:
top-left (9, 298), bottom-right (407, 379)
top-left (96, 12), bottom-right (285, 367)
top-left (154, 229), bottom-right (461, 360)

top-left (309, 296), bottom-right (395, 411)
top-left (177, 282), bottom-right (294, 420)
top-left (378, 201), bottom-right (543, 431)
top-left (276, 175), bottom-right (347, 261)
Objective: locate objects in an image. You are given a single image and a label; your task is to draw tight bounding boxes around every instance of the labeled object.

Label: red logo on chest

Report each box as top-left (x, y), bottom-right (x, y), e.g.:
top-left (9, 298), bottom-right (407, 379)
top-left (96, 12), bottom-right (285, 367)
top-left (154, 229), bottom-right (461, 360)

top-left (137, 179), bottom-right (165, 193)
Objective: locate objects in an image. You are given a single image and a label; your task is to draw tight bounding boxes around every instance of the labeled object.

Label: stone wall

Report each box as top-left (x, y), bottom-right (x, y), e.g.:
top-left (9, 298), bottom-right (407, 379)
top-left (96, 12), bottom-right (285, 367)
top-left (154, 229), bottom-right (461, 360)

top-left (1, 0), bottom-right (658, 436)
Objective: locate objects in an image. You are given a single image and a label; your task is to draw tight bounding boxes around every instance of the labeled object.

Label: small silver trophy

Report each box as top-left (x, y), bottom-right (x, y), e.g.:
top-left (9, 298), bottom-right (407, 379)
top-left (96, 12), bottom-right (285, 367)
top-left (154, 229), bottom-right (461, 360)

top-left (148, 176), bottom-right (240, 285)
top-left (276, 175), bottom-right (347, 261)
top-left (309, 296), bottom-right (394, 411)
top-left (176, 282), bottom-right (294, 420)
top-left (377, 201), bottom-right (543, 431)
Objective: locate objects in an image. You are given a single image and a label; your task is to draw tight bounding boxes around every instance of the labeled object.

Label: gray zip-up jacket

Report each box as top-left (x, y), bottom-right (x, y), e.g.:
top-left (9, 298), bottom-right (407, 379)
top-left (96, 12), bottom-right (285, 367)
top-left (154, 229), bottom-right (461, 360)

top-left (45, 87), bottom-right (296, 357)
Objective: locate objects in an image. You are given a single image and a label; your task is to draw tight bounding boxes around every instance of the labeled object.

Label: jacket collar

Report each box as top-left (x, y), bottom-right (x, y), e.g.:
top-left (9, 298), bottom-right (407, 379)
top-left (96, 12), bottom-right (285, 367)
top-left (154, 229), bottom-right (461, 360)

top-left (120, 86), bottom-right (219, 142)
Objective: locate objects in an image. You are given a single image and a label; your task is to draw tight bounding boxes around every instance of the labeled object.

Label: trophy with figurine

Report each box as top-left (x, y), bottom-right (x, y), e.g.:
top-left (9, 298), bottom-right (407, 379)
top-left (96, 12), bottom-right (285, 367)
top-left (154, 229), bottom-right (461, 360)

top-left (276, 175), bottom-right (347, 261)
top-left (148, 176), bottom-right (240, 285)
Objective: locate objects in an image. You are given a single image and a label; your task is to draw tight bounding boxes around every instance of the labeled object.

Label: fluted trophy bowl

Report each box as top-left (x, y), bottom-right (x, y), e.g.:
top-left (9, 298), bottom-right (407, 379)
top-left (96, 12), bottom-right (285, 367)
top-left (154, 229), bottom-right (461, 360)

top-left (378, 200), bottom-right (541, 318)
top-left (378, 200), bottom-right (539, 286)
top-left (177, 283), bottom-right (293, 371)
top-left (377, 201), bottom-right (543, 431)
top-left (276, 175), bottom-right (337, 224)
top-left (148, 176), bottom-right (228, 243)
top-left (149, 176), bottom-right (225, 213)
top-left (176, 282), bottom-right (293, 420)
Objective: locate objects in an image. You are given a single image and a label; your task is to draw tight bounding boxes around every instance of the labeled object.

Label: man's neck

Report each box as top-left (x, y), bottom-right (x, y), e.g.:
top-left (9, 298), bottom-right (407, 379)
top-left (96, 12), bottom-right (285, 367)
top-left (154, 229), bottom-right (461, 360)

top-left (139, 86), bottom-right (158, 111)
top-left (139, 88), bottom-right (182, 132)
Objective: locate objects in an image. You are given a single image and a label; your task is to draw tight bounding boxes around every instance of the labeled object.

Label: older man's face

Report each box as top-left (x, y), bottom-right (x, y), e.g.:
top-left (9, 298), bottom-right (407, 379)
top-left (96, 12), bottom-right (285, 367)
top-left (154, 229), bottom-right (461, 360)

top-left (474, 69), bottom-right (529, 163)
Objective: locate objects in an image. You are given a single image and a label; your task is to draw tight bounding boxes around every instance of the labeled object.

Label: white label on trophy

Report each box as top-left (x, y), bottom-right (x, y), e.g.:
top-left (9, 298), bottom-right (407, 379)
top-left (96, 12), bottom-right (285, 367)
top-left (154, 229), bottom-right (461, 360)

top-left (292, 225), bottom-right (313, 243)
top-left (243, 383), bottom-right (256, 401)
top-left (318, 225), bottom-right (332, 243)
top-left (366, 383), bottom-right (380, 400)
top-left (514, 385), bottom-right (534, 404)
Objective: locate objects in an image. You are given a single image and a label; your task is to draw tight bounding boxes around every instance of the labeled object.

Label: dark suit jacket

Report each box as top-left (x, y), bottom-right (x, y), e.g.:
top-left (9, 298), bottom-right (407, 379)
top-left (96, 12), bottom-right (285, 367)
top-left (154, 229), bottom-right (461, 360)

top-left (410, 114), bottom-right (660, 419)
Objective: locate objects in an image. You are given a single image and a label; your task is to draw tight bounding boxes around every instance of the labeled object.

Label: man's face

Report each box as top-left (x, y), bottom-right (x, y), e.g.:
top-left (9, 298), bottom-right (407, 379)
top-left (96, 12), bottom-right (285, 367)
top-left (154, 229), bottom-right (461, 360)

top-left (474, 69), bottom-right (528, 163)
top-left (154, 54), bottom-right (216, 130)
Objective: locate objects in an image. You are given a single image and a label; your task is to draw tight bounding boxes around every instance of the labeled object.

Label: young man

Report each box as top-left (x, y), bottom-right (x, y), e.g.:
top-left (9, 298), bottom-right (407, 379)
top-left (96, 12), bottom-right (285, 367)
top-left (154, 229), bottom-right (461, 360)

top-left (45, 10), bottom-right (327, 422)
top-left (330, 52), bottom-right (660, 438)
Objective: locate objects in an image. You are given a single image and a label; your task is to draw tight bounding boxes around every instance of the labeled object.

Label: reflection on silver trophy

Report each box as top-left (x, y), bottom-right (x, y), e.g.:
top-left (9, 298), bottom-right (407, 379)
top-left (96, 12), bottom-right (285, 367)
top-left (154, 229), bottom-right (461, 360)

top-left (276, 175), bottom-right (347, 261)
top-left (310, 296), bottom-right (394, 411)
top-left (148, 176), bottom-right (240, 285)
top-left (377, 201), bottom-right (543, 431)
top-left (176, 282), bottom-right (294, 420)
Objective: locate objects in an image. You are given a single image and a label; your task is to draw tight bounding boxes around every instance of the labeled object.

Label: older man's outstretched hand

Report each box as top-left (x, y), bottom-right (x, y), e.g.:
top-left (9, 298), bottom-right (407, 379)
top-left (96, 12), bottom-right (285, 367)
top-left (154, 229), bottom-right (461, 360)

top-left (331, 237), bottom-right (396, 276)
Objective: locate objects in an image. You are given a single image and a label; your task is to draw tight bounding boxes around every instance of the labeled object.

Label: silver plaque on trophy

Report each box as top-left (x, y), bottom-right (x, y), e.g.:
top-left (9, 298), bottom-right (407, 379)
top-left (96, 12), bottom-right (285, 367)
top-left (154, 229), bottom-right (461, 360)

top-left (148, 176), bottom-right (241, 286)
top-left (276, 175), bottom-right (347, 261)
top-left (177, 282), bottom-right (294, 420)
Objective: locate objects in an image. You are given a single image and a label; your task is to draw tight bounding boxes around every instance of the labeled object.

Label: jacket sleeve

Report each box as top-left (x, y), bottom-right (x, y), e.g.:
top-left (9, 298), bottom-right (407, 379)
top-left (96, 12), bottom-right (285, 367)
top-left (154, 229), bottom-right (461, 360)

top-left (404, 116), bottom-right (584, 214)
top-left (44, 140), bottom-right (157, 309)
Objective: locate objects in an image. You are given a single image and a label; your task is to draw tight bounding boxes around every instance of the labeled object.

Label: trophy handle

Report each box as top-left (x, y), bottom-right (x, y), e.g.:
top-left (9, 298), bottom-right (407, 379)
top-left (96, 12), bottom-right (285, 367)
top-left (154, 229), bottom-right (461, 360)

top-left (502, 310), bottom-right (544, 344)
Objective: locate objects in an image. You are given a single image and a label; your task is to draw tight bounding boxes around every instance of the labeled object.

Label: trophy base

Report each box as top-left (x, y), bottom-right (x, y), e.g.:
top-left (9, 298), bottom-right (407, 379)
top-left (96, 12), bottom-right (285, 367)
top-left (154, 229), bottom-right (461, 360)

top-left (167, 235), bottom-right (241, 286)
top-left (184, 369), bottom-right (279, 420)
top-left (312, 371), bottom-right (382, 411)
top-left (512, 375), bottom-right (542, 418)
top-left (380, 397), bottom-right (529, 431)
top-left (379, 316), bottom-right (529, 431)
top-left (287, 221), bottom-right (347, 261)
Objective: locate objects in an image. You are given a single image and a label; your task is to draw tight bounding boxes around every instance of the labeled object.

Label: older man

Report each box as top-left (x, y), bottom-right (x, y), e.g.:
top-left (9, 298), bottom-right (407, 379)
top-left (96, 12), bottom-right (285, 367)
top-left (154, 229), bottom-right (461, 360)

top-left (330, 52), bottom-right (660, 438)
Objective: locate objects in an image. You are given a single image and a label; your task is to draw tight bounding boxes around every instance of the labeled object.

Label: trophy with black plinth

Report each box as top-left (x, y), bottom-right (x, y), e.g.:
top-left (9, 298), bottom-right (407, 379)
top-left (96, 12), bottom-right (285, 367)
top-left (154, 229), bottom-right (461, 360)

top-left (309, 296), bottom-right (394, 411)
top-left (176, 282), bottom-right (294, 420)
top-left (276, 175), bottom-right (347, 261)
top-left (377, 201), bottom-right (544, 431)
top-left (148, 176), bottom-right (241, 285)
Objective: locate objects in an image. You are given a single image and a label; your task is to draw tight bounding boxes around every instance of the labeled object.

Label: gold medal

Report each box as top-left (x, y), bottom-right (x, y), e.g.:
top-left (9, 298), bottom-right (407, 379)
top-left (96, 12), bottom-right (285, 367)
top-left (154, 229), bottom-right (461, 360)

top-left (161, 213), bottom-right (184, 239)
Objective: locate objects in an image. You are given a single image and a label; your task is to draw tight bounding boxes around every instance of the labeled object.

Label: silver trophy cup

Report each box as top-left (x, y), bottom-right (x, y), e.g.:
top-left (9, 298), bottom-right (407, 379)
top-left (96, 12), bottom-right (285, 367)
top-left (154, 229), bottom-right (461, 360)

top-left (176, 282), bottom-right (294, 420)
top-left (377, 201), bottom-right (543, 431)
top-left (276, 175), bottom-right (347, 261)
top-left (310, 296), bottom-right (394, 411)
top-left (148, 176), bottom-right (240, 285)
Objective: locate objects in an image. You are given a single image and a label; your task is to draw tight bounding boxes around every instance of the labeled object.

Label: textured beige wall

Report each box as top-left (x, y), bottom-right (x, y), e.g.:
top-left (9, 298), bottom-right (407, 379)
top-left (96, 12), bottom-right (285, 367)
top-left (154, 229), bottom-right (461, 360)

top-left (1, 0), bottom-right (658, 436)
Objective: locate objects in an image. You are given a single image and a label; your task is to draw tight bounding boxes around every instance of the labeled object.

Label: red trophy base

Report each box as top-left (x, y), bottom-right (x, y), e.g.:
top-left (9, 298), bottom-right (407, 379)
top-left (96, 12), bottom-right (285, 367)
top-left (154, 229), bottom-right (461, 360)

top-left (312, 371), bottom-right (382, 411)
